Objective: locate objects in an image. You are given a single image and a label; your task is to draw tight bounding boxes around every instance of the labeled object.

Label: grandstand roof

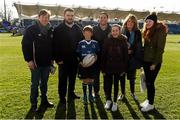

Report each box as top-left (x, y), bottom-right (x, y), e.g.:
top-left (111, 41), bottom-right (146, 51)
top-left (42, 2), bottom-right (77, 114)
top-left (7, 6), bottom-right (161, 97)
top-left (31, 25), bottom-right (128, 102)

top-left (14, 2), bottom-right (180, 22)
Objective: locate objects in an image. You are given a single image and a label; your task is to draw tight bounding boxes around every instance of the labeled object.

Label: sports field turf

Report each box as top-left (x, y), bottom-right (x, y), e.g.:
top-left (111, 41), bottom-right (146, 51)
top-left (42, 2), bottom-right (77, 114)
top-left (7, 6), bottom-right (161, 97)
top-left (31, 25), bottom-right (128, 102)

top-left (0, 33), bottom-right (180, 119)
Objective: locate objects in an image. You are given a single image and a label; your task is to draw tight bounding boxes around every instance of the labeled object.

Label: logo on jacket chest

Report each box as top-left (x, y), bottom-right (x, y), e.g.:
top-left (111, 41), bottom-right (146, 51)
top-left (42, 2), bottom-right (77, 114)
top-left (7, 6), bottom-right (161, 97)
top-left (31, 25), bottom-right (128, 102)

top-left (37, 33), bottom-right (53, 39)
top-left (50, 34), bottom-right (53, 38)
top-left (81, 45), bottom-right (86, 48)
top-left (38, 33), bottom-right (42, 37)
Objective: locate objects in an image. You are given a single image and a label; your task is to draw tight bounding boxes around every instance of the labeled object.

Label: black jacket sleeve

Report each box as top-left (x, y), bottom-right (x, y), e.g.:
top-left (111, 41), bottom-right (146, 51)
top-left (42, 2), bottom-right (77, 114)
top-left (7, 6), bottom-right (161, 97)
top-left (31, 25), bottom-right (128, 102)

top-left (101, 39), bottom-right (108, 73)
top-left (75, 24), bottom-right (84, 59)
top-left (135, 30), bottom-right (143, 61)
top-left (76, 42), bottom-right (83, 62)
top-left (21, 28), bottom-right (33, 62)
top-left (123, 38), bottom-right (129, 71)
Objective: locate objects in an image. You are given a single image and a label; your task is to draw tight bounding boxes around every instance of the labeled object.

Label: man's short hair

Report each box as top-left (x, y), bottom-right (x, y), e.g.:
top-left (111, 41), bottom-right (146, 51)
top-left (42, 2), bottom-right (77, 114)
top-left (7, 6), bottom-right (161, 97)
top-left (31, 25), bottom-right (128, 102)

top-left (99, 11), bottom-right (109, 18)
top-left (63, 8), bottom-right (74, 15)
top-left (38, 9), bottom-right (51, 17)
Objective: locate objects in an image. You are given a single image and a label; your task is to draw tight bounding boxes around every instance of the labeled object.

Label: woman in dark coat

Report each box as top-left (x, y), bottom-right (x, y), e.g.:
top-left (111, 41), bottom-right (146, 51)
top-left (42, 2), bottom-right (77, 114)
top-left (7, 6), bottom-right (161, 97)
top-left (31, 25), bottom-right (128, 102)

top-left (140, 13), bottom-right (167, 112)
top-left (118, 14), bottom-right (143, 101)
top-left (101, 24), bottom-right (128, 112)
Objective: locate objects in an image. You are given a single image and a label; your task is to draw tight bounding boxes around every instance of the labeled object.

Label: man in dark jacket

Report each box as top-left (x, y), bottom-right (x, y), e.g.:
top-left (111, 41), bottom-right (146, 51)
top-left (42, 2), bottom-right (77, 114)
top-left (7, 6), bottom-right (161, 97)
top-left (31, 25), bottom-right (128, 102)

top-left (53, 8), bottom-right (83, 104)
top-left (22, 9), bottom-right (54, 112)
top-left (93, 12), bottom-right (111, 98)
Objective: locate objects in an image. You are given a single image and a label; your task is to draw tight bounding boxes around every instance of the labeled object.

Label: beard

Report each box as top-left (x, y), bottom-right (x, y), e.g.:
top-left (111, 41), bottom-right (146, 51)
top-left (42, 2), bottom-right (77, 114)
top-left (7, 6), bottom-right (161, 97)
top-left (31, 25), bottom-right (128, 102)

top-left (65, 19), bottom-right (74, 25)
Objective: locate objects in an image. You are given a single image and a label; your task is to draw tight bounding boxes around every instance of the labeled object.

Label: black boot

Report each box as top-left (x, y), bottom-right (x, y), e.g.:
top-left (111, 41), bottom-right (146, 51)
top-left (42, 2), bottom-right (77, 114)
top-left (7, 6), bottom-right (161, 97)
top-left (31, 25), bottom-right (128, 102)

top-left (30, 104), bottom-right (38, 112)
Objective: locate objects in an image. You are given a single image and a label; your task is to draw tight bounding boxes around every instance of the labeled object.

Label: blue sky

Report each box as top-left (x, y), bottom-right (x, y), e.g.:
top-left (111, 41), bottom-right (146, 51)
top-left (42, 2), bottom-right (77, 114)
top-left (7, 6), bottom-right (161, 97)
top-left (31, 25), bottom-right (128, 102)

top-left (1, 0), bottom-right (180, 18)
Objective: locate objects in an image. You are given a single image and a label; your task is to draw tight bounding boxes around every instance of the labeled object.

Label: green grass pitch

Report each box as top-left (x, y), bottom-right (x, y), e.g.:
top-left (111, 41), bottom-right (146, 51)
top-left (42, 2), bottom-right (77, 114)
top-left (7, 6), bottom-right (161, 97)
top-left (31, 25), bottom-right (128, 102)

top-left (0, 33), bottom-right (180, 119)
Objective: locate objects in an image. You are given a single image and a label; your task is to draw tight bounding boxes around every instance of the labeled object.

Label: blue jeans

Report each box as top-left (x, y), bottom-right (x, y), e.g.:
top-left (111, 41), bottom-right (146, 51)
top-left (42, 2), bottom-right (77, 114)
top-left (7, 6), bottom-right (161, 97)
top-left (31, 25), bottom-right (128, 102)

top-left (30, 66), bottom-right (50, 105)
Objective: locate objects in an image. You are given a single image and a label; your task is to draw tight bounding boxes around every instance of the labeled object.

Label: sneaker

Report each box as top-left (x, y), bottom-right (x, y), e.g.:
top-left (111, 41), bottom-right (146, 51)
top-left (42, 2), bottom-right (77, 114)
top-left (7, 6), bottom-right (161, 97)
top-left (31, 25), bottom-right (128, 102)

top-left (111, 102), bottom-right (118, 112)
top-left (140, 99), bottom-right (149, 107)
top-left (83, 96), bottom-right (88, 105)
top-left (131, 93), bottom-right (138, 100)
top-left (118, 94), bottom-right (125, 101)
top-left (141, 103), bottom-right (154, 112)
top-left (105, 100), bottom-right (112, 109)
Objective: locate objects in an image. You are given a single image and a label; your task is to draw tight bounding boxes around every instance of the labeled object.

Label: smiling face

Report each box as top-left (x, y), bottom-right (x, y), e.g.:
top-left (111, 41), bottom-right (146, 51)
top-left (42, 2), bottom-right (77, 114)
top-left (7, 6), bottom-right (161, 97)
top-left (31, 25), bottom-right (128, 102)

top-left (64, 11), bottom-right (74, 24)
top-left (111, 26), bottom-right (121, 38)
top-left (83, 30), bottom-right (92, 41)
top-left (99, 14), bottom-right (108, 26)
top-left (38, 14), bottom-right (50, 26)
top-left (126, 19), bottom-right (135, 31)
top-left (145, 19), bottom-right (154, 29)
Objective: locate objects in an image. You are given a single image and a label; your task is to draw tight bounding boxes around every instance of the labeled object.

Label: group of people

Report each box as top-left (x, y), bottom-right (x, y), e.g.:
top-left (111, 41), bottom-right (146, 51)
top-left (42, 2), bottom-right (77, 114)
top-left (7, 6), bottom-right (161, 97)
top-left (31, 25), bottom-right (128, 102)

top-left (21, 8), bottom-right (167, 113)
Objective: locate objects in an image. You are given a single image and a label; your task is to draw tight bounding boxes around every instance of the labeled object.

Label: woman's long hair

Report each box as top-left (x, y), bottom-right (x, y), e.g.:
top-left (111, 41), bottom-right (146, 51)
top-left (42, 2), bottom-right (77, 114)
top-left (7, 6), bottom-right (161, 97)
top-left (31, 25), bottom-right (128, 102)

top-left (142, 22), bottom-right (157, 41)
top-left (142, 21), bottom-right (167, 42)
top-left (122, 14), bottom-right (139, 31)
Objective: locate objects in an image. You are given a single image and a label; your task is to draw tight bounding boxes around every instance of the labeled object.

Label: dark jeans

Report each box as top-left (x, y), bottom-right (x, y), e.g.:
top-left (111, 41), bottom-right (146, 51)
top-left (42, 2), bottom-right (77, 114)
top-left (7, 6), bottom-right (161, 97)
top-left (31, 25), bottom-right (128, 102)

top-left (104, 73), bottom-right (121, 102)
top-left (119, 74), bottom-right (126, 95)
top-left (30, 66), bottom-right (50, 105)
top-left (58, 61), bottom-right (78, 99)
top-left (127, 69), bottom-right (137, 94)
top-left (143, 62), bottom-right (161, 104)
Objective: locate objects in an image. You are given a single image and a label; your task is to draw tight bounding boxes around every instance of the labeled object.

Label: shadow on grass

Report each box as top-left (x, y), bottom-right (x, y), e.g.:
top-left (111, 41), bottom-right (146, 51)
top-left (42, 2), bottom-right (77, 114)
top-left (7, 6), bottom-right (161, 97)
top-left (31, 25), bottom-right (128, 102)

top-left (90, 102), bottom-right (98, 119)
top-left (25, 107), bottom-right (36, 119)
top-left (67, 100), bottom-right (76, 119)
top-left (84, 101), bottom-right (98, 119)
top-left (54, 99), bottom-right (76, 119)
top-left (54, 101), bottom-right (66, 119)
top-left (134, 99), bottom-right (165, 119)
top-left (110, 108), bottom-right (124, 119)
top-left (95, 97), bottom-right (108, 119)
top-left (35, 104), bottom-right (48, 119)
top-left (124, 97), bottom-right (140, 119)
top-left (148, 108), bottom-right (166, 119)
top-left (84, 105), bottom-right (90, 119)
top-left (25, 104), bottom-right (48, 119)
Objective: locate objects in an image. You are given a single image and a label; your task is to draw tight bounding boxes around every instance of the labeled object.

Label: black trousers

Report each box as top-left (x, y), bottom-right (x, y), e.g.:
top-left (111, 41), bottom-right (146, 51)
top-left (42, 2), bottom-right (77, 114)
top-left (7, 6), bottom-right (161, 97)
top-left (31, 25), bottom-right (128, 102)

top-left (58, 61), bottom-right (78, 99)
top-left (119, 74), bottom-right (126, 95)
top-left (104, 73), bottom-right (121, 102)
top-left (143, 62), bottom-right (161, 104)
top-left (127, 69), bottom-right (137, 94)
